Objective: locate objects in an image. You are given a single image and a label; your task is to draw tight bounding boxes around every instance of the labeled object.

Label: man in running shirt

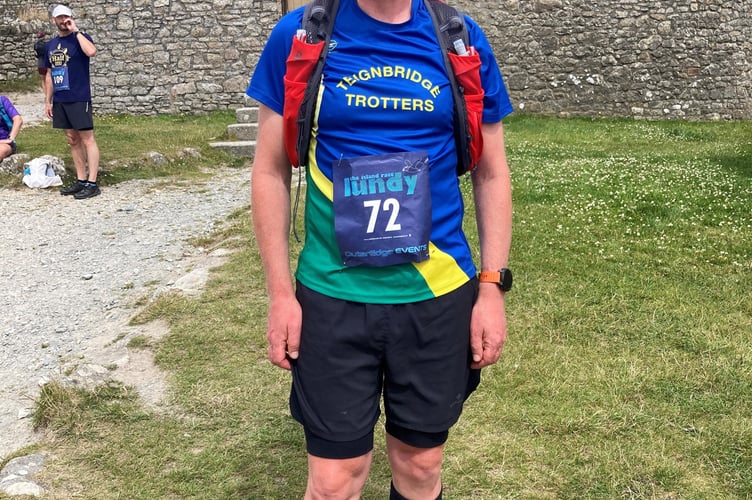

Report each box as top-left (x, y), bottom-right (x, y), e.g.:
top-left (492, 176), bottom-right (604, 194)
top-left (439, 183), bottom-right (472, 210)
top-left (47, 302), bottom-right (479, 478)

top-left (248, 1), bottom-right (514, 497)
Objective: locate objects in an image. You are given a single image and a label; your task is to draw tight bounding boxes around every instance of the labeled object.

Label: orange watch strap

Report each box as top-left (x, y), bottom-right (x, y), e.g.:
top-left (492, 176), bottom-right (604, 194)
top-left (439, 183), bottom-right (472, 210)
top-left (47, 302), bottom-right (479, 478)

top-left (478, 271), bottom-right (501, 283)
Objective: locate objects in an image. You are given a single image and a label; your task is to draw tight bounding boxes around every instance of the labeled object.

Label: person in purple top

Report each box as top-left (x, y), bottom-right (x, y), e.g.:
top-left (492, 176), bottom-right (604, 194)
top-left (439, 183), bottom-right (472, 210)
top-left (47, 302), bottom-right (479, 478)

top-left (0, 95), bottom-right (23, 160)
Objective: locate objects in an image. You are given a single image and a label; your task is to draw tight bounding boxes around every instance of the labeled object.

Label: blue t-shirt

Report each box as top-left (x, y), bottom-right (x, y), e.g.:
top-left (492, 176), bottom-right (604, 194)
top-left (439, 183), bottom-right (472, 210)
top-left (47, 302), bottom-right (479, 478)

top-left (248, 0), bottom-right (513, 303)
top-left (45, 33), bottom-right (93, 102)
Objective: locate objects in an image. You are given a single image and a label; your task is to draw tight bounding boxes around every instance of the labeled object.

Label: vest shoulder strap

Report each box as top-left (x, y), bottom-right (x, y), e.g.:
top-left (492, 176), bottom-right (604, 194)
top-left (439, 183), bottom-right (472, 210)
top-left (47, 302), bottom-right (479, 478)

top-left (425, 0), bottom-right (473, 175)
top-left (302, 0), bottom-right (339, 43)
top-left (296, 0), bottom-right (340, 167)
top-left (426, 0), bottom-right (470, 54)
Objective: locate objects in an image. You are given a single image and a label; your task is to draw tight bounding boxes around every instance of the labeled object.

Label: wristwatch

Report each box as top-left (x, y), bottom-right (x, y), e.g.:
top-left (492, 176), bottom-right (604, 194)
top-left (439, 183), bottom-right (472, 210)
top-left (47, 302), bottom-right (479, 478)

top-left (478, 268), bottom-right (513, 291)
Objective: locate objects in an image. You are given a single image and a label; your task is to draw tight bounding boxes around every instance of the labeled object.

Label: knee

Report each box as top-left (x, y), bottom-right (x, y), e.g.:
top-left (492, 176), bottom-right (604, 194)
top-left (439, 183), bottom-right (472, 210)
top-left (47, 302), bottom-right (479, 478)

top-left (65, 134), bottom-right (80, 147)
top-left (307, 473), bottom-right (364, 499)
top-left (307, 455), bottom-right (370, 499)
top-left (395, 448), bottom-right (443, 483)
top-left (307, 476), bottom-right (354, 499)
top-left (78, 134), bottom-right (98, 150)
top-left (387, 434), bottom-right (445, 484)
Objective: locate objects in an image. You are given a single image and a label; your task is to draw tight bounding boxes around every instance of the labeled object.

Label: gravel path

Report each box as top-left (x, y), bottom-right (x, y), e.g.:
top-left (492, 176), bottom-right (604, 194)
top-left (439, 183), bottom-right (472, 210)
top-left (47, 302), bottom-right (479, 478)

top-left (4, 90), bottom-right (47, 128)
top-left (0, 107), bottom-right (251, 459)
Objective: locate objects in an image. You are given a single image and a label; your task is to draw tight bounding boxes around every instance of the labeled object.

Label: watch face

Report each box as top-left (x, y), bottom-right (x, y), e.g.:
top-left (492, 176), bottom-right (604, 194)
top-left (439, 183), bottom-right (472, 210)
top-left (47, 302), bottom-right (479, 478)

top-left (500, 268), bottom-right (513, 291)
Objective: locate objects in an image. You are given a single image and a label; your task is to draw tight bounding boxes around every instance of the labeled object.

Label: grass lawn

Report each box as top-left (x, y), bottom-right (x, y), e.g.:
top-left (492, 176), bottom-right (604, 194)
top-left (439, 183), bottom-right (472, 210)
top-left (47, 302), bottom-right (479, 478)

top-left (2, 114), bottom-right (750, 499)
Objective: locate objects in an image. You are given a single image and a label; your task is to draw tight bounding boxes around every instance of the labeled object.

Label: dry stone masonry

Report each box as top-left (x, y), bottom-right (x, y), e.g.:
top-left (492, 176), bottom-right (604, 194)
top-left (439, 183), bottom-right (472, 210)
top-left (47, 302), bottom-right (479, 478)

top-left (462, 0), bottom-right (752, 120)
top-left (1, 0), bottom-right (751, 119)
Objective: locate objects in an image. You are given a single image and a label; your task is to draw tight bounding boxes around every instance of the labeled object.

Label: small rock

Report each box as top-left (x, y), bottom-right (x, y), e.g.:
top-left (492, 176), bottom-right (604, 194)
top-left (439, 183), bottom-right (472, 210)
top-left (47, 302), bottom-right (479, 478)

top-left (0, 454), bottom-right (46, 497)
top-left (2, 480), bottom-right (44, 497)
top-left (146, 151), bottom-right (168, 165)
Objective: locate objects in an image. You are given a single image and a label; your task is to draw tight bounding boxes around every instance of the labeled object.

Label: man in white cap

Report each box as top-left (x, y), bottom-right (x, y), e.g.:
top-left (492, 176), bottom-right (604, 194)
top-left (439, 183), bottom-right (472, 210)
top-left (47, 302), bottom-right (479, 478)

top-left (45, 4), bottom-right (102, 200)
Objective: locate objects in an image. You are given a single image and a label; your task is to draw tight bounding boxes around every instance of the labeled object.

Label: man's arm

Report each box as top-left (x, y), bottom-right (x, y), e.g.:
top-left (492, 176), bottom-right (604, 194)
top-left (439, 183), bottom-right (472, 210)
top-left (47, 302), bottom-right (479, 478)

top-left (251, 104), bottom-right (301, 371)
top-left (66, 18), bottom-right (96, 57)
top-left (44, 71), bottom-right (53, 118)
top-left (469, 120), bottom-right (513, 369)
top-left (74, 31), bottom-right (97, 57)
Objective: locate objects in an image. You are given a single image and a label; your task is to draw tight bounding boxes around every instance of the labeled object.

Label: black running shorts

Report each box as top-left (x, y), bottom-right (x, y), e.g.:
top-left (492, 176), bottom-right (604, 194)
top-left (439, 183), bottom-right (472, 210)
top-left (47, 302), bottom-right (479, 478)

top-left (291, 279), bottom-right (481, 459)
top-left (52, 101), bottom-right (94, 131)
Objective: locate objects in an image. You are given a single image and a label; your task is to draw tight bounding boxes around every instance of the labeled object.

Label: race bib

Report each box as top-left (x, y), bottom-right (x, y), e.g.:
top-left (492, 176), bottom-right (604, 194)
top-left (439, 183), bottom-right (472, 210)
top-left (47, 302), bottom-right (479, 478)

top-left (333, 151), bottom-right (432, 267)
top-left (51, 67), bottom-right (70, 91)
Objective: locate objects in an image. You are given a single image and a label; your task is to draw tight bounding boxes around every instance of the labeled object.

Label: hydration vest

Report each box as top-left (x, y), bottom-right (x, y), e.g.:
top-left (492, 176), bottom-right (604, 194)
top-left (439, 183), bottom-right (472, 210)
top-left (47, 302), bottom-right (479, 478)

top-left (282, 0), bottom-right (484, 176)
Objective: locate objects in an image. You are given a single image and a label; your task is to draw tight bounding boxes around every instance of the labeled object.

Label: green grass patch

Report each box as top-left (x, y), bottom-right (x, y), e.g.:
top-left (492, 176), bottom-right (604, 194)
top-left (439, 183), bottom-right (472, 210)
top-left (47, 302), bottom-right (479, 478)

top-left (0, 77), bottom-right (40, 93)
top-left (1, 110), bottom-right (244, 188)
top-left (15, 115), bottom-right (752, 499)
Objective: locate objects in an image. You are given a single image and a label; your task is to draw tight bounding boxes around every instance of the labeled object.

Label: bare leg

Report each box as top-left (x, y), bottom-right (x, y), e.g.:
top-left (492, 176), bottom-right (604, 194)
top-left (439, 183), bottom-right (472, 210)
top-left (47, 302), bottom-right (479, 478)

top-left (305, 452), bottom-right (372, 500)
top-left (386, 433), bottom-right (443, 499)
top-left (64, 129), bottom-right (87, 180)
top-left (65, 129), bottom-right (99, 182)
top-left (77, 129), bottom-right (100, 182)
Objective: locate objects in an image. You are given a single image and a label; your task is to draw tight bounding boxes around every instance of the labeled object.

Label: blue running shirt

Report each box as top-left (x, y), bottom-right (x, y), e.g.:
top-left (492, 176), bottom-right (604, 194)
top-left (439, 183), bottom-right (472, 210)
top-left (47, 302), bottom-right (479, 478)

top-left (46, 33), bottom-right (93, 103)
top-left (248, 0), bottom-right (513, 304)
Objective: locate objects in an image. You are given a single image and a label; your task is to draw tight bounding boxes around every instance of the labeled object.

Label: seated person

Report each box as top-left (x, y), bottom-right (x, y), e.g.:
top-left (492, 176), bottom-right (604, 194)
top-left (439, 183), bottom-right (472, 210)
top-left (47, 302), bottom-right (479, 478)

top-left (0, 95), bottom-right (23, 160)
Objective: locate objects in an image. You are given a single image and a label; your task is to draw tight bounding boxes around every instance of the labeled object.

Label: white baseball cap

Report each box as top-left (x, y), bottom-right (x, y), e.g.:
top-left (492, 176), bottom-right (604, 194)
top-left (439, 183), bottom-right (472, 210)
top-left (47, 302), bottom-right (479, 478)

top-left (51, 5), bottom-right (73, 17)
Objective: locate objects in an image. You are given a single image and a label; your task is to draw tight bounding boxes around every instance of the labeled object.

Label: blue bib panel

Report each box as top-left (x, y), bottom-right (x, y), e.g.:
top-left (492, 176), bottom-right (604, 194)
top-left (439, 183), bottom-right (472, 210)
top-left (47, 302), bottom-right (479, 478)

top-left (333, 151), bottom-right (431, 267)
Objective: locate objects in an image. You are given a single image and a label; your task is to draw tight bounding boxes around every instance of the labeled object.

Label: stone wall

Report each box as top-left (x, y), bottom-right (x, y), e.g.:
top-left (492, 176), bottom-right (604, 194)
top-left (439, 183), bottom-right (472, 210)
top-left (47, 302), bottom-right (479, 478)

top-left (1, 0), bottom-right (281, 114)
top-left (454, 0), bottom-right (752, 120)
top-left (1, 0), bottom-right (47, 82)
top-left (2, 0), bottom-right (750, 119)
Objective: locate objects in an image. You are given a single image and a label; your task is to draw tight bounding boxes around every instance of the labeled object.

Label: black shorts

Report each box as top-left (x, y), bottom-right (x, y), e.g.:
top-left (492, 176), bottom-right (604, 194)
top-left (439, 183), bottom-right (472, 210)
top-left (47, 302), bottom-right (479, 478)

top-left (291, 279), bottom-right (481, 459)
top-left (52, 101), bottom-right (94, 131)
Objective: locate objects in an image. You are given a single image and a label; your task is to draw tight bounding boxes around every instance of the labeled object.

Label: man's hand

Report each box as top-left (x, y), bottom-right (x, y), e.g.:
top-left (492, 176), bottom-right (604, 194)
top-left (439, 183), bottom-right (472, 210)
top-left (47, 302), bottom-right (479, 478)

top-left (469, 284), bottom-right (508, 369)
top-left (265, 294), bottom-right (302, 371)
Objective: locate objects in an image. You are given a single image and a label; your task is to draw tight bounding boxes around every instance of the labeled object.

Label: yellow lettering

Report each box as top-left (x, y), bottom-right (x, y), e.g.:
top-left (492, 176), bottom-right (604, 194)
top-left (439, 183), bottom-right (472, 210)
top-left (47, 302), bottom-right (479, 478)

top-left (335, 65), bottom-right (440, 102)
top-left (342, 93), bottom-right (436, 112)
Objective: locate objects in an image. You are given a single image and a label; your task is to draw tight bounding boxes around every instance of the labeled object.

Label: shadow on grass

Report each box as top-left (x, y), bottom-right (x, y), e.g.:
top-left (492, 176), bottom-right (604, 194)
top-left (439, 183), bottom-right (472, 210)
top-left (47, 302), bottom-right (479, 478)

top-left (709, 146), bottom-right (752, 178)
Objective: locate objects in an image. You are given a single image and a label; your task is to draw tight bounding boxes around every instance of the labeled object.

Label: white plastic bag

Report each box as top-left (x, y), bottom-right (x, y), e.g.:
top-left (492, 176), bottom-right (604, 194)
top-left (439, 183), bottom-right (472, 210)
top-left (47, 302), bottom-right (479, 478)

top-left (22, 157), bottom-right (62, 188)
